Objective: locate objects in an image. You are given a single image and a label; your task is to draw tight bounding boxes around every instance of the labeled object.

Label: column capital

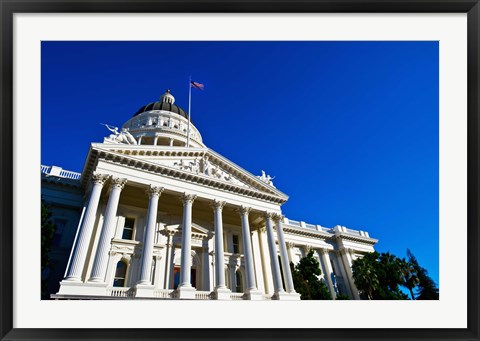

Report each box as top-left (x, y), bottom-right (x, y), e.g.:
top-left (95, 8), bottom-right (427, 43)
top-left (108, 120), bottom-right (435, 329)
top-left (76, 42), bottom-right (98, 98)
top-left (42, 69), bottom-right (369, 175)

top-left (286, 241), bottom-right (295, 250)
top-left (264, 211), bottom-right (275, 220)
top-left (91, 173), bottom-right (109, 185)
top-left (272, 213), bottom-right (285, 223)
top-left (319, 248), bottom-right (330, 256)
top-left (181, 193), bottom-right (197, 205)
top-left (340, 247), bottom-right (354, 256)
top-left (235, 205), bottom-right (251, 216)
top-left (210, 200), bottom-right (226, 211)
top-left (111, 177), bottom-right (127, 190)
top-left (147, 186), bottom-right (164, 198)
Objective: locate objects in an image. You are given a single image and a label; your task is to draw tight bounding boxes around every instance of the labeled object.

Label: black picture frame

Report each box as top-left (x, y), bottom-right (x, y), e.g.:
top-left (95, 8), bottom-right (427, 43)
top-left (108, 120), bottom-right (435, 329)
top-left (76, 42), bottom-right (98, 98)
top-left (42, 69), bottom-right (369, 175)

top-left (1, 1), bottom-right (479, 340)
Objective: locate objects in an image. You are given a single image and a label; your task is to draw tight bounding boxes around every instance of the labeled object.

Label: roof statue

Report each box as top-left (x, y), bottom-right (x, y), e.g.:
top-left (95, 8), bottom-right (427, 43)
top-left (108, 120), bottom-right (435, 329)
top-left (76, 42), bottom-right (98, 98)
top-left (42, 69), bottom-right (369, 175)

top-left (102, 124), bottom-right (137, 145)
top-left (258, 170), bottom-right (275, 187)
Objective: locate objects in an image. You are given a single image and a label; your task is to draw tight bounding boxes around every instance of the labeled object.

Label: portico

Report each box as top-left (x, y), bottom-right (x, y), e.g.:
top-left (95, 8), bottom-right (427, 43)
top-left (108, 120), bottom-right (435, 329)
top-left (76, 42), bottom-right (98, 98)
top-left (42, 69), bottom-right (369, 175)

top-left (57, 157), bottom-right (300, 300)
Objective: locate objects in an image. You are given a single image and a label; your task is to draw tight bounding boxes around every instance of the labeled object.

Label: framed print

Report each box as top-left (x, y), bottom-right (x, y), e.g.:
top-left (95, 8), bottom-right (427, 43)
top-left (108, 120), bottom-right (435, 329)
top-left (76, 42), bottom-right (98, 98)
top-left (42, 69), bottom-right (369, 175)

top-left (1, 1), bottom-right (479, 340)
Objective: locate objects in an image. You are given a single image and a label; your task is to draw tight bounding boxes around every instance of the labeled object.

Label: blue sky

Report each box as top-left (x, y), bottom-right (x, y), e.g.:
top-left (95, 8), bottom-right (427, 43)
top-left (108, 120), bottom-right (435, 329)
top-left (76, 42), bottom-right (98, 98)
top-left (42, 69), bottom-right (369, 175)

top-left (41, 41), bottom-right (439, 287)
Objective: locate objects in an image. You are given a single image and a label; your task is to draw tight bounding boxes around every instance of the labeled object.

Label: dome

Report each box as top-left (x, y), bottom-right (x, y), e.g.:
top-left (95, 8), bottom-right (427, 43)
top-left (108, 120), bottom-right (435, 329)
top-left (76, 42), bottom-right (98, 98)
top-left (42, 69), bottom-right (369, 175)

top-left (133, 89), bottom-right (189, 120)
top-left (120, 89), bottom-right (204, 148)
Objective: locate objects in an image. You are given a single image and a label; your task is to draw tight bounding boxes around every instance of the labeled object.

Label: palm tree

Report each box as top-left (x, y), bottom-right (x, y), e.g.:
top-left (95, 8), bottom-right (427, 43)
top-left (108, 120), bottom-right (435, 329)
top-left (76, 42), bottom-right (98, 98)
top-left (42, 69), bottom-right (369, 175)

top-left (399, 258), bottom-right (419, 300)
top-left (407, 249), bottom-right (438, 300)
top-left (352, 252), bottom-right (380, 300)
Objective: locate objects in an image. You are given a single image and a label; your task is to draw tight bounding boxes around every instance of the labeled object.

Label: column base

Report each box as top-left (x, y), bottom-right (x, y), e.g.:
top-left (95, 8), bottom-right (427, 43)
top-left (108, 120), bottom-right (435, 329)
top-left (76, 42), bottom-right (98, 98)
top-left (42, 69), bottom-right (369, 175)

top-left (135, 284), bottom-right (155, 298)
top-left (57, 280), bottom-right (108, 296)
top-left (244, 289), bottom-right (263, 301)
top-left (175, 285), bottom-right (197, 299)
top-left (273, 291), bottom-right (301, 301)
top-left (212, 287), bottom-right (231, 300)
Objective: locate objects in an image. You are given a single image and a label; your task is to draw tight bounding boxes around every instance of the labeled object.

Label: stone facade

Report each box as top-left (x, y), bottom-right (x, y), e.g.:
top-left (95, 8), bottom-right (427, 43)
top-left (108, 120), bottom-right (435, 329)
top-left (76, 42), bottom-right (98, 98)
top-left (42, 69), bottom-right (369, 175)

top-left (43, 90), bottom-right (377, 300)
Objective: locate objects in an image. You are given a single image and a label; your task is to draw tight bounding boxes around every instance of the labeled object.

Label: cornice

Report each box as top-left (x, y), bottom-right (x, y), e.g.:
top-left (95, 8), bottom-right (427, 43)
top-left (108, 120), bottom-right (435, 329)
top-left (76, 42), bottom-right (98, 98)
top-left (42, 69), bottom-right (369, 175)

top-left (41, 175), bottom-right (82, 189)
top-left (282, 225), bottom-right (332, 239)
top-left (333, 233), bottom-right (378, 245)
top-left (82, 146), bottom-right (288, 205)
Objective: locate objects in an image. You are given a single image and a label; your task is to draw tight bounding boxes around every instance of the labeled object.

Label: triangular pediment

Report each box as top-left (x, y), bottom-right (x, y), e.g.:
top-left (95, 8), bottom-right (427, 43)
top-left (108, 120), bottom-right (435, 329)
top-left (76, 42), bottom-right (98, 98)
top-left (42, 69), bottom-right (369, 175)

top-left (166, 223), bottom-right (210, 235)
top-left (85, 144), bottom-right (289, 204)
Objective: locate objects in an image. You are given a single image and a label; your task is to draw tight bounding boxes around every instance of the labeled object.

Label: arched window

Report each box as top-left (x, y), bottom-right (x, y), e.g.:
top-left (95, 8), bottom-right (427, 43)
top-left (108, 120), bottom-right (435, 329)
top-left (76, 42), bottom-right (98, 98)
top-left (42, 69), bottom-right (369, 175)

top-left (235, 270), bottom-right (243, 293)
top-left (113, 260), bottom-right (128, 287)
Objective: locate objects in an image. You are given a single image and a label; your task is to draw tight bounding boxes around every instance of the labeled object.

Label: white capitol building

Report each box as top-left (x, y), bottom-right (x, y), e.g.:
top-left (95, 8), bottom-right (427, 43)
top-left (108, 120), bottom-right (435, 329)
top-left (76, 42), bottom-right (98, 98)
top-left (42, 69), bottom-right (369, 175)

top-left (43, 89), bottom-right (378, 300)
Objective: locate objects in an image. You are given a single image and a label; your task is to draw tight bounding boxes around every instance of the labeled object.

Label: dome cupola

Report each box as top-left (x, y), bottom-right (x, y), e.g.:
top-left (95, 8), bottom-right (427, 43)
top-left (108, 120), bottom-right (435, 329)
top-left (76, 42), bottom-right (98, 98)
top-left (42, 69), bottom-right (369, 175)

top-left (160, 89), bottom-right (175, 104)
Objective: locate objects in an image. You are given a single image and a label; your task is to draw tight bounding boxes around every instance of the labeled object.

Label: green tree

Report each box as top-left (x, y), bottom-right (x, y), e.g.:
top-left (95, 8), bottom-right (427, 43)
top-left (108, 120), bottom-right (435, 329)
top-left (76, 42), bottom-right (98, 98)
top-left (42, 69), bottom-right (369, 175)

top-left (399, 257), bottom-right (419, 300)
top-left (335, 294), bottom-right (350, 300)
top-left (407, 249), bottom-right (439, 300)
top-left (377, 252), bottom-right (408, 300)
top-left (351, 251), bottom-right (379, 300)
top-left (352, 251), bottom-right (408, 300)
top-left (290, 250), bottom-right (331, 300)
top-left (41, 201), bottom-right (56, 299)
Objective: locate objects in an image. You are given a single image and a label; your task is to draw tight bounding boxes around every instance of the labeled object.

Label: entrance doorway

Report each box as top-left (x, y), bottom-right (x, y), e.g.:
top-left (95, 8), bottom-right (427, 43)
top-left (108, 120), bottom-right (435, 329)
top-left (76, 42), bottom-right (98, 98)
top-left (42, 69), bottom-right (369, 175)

top-left (172, 267), bottom-right (196, 289)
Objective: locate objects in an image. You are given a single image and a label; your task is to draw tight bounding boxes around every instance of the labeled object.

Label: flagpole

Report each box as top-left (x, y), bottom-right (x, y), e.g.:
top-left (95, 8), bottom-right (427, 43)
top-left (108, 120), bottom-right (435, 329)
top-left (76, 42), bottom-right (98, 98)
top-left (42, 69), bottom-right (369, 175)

top-left (187, 76), bottom-right (192, 148)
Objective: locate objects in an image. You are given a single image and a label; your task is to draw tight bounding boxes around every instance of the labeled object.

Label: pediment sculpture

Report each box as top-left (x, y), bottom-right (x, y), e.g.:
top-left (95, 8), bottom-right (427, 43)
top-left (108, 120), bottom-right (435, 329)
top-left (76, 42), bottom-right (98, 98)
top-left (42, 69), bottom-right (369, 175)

top-left (173, 156), bottom-right (245, 187)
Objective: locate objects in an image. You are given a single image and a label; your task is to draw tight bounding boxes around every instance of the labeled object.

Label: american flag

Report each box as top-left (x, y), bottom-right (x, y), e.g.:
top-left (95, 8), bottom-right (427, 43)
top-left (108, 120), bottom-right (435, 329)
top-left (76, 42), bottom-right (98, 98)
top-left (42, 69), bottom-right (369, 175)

top-left (191, 81), bottom-right (205, 90)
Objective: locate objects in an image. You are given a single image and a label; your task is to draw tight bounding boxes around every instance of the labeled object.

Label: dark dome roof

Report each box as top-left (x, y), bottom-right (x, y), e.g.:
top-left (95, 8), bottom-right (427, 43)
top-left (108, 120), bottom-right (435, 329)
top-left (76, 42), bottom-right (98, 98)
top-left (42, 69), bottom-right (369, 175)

top-left (133, 101), bottom-right (188, 119)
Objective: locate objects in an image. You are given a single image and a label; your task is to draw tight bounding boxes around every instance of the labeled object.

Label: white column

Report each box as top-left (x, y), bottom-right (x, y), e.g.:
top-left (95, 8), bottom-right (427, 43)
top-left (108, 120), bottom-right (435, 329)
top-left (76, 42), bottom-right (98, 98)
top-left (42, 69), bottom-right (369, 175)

top-left (211, 201), bottom-right (227, 288)
top-left (258, 227), bottom-right (274, 294)
top-left (341, 248), bottom-right (361, 299)
top-left (251, 229), bottom-right (265, 294)
top-left (333, 250), bottom-right (353, 298)
top-left (208, 236), bottom-right (215, 292)
top-left (163, 230), bottom-right (175, 289)
top-left (236, 206), bottom-right (262, 300)
top-left (176, 194), bottom-right (197, 299)
top-left (238, 207), bottom-right (256, 290)
top-left (152, 255), bottom-right (163, 287)
top-left (137, 186), bottom-right (163, 285)
top-left (264, 212), bottom-right (284, 294)
top-left (211, 200), bottom-right (231, 299)
top-left (273, 214), bottom-right (296, 294)
top-left (178, 193), bottom-right (196, 287)
top-left (286, 242), bottom-right (295, 264)
top-left (319, 249), bottom-right (336, 299)
top-left (167, 244), bottom-right (176, 289)
top-left (89, 178), bottom-right (127, 282)
top-left (64, 173), bottom-right (108, 281)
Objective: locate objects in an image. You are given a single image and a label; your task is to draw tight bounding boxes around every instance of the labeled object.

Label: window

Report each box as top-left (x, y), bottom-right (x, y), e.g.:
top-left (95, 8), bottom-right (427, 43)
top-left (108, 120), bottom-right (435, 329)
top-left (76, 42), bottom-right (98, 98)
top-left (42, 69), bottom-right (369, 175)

top-left (122, 217), bottom-right (135, 240)
top-left (113, 261), bottom-right (128, 287)
top-left (52, 219), bottom-right (67, 247)
top-left (232, 234), bottom-right (240, 254)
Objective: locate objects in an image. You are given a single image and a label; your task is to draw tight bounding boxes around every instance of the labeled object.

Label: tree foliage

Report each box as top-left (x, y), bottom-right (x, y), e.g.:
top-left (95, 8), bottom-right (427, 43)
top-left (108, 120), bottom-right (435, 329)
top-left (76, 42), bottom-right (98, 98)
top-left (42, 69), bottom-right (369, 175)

top-left (290, 250), bottom-right (331, 300)
top-left (352, 249), bottom-right (438, 300)
top-left (407, 249), bottom-right (439, 300)
top-left (41, 201), bottom-right (56, 299)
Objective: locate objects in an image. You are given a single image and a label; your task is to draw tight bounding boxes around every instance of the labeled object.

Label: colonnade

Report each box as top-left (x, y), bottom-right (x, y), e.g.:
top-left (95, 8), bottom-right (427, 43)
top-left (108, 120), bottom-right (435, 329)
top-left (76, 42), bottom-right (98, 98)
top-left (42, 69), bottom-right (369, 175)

top-left (62, 173), bottom-right (299, 300)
